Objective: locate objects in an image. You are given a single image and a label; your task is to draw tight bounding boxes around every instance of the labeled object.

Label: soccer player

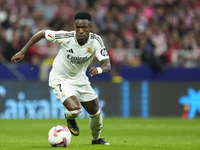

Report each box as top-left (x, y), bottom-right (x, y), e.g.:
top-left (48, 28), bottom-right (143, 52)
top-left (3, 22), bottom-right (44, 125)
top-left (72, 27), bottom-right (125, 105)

top-left (10, 11), bottom-right (111, 145)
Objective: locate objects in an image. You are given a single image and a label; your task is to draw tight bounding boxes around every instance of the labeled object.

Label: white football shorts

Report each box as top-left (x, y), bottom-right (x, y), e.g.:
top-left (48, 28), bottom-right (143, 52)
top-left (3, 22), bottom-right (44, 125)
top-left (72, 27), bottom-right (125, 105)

top-left (50, 81), bottom-right (98, 103)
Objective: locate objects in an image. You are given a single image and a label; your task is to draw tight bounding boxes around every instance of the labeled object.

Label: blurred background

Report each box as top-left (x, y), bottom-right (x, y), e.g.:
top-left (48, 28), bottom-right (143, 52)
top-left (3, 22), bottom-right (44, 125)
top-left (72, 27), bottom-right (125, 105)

top-left (0, 0), bottom-right (200, 120)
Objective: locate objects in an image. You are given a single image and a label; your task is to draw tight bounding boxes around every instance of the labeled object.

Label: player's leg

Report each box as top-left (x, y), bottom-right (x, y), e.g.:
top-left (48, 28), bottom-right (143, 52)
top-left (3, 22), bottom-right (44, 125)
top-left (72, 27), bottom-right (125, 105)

top-left (81, 99), bottom-right (110, 145)
top-left (51, 82), bottom-right (82, 136)
top-left (63, 96), bottom-right (82, 136)
top-left (63, 95), bottom-right (82, 118)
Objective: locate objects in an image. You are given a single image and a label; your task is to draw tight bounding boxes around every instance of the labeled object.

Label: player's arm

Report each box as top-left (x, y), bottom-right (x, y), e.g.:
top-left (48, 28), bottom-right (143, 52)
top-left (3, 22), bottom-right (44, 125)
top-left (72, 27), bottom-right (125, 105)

top-left (10, 30), bottom-right (46, 63)
top-left (89, 58), bottom-right (111, 77)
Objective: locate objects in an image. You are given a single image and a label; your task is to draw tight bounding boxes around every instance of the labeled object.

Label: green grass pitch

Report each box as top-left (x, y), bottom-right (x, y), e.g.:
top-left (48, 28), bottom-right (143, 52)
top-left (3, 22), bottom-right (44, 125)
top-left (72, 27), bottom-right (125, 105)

top-left (0, 118), bottom-right (200, 150)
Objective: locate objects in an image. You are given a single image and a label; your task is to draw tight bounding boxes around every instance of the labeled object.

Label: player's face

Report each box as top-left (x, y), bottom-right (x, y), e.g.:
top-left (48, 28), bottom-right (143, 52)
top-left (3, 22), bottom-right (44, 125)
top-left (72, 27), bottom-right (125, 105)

top-left (74, 19), bottom-right (92, 45)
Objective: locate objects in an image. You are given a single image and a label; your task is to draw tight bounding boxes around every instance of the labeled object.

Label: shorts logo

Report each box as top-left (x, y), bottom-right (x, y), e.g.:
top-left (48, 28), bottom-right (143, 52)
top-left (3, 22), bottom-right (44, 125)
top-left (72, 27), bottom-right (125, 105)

top-left (48, 33), bottom-right (54, 39)
top-left (100, 48), bottom-right (108, 56)
top-left (61, 93), bottom-right (65, 98)
top-left (87, 47), bottom-right (92, 54)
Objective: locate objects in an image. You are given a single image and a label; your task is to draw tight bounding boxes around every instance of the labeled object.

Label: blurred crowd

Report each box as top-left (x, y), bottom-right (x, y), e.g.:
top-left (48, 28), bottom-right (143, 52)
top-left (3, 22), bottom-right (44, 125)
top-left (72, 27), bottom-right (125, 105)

top-left (1, 0), bottom-right (200, 70)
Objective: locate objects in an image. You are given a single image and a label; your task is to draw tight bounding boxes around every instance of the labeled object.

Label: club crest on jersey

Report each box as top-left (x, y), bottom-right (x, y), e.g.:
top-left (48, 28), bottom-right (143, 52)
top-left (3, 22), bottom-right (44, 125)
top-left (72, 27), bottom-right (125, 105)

top-left (87, 47), bottom-right (92, 54)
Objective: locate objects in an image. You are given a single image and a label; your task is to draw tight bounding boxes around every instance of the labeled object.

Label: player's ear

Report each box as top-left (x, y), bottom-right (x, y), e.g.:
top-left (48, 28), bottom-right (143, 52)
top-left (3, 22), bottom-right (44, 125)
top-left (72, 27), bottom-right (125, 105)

top-left (89, 21), bottom-right (93, 29)
top-left (89, 24), bottom-right (93, 32)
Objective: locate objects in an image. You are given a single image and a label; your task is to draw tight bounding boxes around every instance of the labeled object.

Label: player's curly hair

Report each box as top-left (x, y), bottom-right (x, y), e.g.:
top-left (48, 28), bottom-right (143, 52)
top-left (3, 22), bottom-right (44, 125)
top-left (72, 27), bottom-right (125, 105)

top-left (74, 11), bottom-right (92, 21)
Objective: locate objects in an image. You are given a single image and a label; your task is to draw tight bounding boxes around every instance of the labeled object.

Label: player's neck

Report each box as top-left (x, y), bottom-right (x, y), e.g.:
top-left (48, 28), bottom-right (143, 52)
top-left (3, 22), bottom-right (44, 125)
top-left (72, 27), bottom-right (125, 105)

top-left (77, 37), bottom-right (89, 46)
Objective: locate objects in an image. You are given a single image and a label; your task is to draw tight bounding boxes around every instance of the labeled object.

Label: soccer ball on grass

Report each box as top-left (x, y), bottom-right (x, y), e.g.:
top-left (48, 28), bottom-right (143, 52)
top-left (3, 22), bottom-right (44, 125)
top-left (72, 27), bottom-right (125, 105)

top-left (48, 125), bottom-right (72, 147)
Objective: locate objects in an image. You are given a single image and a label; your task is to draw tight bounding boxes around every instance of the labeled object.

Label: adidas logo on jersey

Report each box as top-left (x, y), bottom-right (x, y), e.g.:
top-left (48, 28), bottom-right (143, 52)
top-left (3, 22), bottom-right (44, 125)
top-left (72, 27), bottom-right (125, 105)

top-left (66, 49), bottom-right (74, 53)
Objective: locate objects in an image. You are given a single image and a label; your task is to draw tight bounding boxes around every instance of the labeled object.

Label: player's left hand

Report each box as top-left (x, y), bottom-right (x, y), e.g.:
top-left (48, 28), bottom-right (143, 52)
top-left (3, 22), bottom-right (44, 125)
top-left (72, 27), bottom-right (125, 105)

top-left (89, 67), bottom-right (98, 77)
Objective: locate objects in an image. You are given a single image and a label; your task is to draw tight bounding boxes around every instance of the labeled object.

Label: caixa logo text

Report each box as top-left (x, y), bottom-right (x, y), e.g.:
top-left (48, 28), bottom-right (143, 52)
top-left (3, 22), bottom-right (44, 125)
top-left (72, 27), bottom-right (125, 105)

top-left (0, 86), bottom-right (105, 119)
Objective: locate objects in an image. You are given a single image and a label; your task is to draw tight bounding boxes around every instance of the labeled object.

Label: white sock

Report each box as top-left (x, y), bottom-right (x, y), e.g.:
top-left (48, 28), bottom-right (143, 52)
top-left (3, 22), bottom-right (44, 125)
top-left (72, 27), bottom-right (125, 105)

top-left (89, 109), bottom-right (102, 141)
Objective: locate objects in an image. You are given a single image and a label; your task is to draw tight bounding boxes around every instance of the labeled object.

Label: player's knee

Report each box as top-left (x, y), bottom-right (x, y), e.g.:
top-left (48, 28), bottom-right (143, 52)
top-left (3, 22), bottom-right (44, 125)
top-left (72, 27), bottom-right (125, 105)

top-left (89, 109), bottom-right (101, 118)
top-left (65, 108), bottom-right (82, 119)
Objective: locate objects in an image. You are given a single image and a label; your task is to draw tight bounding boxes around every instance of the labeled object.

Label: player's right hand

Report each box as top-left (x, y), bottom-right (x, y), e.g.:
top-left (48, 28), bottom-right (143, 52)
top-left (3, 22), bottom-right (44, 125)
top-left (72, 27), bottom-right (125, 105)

top-left (10, 52), bottom-right (25, 63)
top-left (89, 67), bottom-right (98, 77)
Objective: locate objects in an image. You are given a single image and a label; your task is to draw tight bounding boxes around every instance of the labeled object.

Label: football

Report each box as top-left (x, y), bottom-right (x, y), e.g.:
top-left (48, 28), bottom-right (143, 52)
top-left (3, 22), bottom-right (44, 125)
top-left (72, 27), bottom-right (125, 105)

top-left (48, 125), bottom-right (72, 147)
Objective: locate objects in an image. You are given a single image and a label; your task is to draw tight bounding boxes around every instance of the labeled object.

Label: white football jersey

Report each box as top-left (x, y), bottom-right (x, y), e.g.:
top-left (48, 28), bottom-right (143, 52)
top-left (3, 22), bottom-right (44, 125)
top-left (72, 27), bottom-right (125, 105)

top-left (45, 30), bottom-right (109, 85)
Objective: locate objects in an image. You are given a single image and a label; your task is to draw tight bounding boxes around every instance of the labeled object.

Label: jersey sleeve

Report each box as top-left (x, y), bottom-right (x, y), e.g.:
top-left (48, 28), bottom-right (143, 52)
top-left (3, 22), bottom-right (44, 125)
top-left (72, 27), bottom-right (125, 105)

top-left (45, 30), bottom-right (56, 42)
top-left (45, 30), bottom-right (69, 44)
top-left (94, 35), bottom-right (110, 61)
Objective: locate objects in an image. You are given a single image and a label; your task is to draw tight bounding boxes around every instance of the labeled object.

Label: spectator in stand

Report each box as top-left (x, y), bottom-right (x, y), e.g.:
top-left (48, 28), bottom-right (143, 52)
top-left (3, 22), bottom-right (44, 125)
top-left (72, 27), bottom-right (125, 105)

top-left (1, 0), bottom-right (200, 69)
top-left (151, 24), bottom-right (167, 55)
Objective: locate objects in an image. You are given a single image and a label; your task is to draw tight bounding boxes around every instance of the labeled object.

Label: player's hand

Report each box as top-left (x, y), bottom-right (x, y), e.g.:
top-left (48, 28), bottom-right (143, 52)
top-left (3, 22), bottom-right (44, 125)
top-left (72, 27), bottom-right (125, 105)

top-left (89, 67), bottom-right (98, 77)
top-left (10, 52), bottom-right (25, 63)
